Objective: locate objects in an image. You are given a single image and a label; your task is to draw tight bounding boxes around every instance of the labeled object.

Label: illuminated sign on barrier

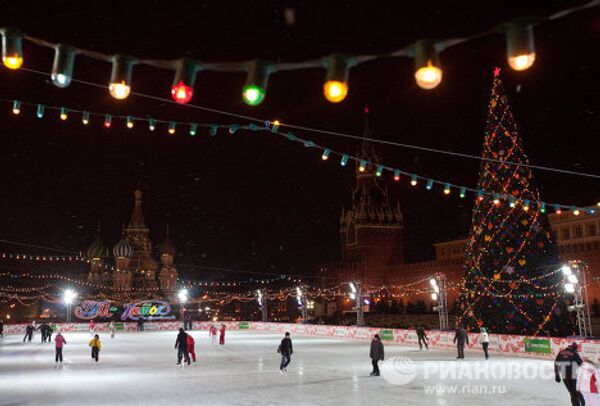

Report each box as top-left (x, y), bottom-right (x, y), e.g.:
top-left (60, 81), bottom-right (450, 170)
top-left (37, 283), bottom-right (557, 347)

top-left (74, 301), bottom-right (114, 320)
top-left (120, 301), bottom-right (173, 321)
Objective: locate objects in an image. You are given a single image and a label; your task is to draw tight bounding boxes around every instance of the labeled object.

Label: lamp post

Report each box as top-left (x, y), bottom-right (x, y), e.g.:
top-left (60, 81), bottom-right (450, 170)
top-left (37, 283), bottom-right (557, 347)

top-left (257, 289), bottom-right (268, 322)
top-left (563, 263), bottom-right (592, 337)
top-left (430, 274), bottom-right (449, 330)
top-left (349, 282), bottom-right (365, 326)
top-left (178, 288), bottom-right (188, 328)
top-left (296, 287), bottom-right (308, 323)
top-left (63, 289), bottom-right (77, 323)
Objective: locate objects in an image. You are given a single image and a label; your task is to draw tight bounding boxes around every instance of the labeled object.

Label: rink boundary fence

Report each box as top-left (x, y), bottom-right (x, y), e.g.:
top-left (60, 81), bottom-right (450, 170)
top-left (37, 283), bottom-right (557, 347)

top-left (4, 321), bottom-right (599, 362)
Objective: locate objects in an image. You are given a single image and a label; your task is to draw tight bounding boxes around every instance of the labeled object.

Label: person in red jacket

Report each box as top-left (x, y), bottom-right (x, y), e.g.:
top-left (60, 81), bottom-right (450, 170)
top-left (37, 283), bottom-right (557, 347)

top-left (209, 325), bottom-right (218, 346)
top-left (54, 331), bottom-right (67, 363)
top-left (187, 334), bottom-right (196, 362)
top-left (219, 324), bottom-right (226, 346)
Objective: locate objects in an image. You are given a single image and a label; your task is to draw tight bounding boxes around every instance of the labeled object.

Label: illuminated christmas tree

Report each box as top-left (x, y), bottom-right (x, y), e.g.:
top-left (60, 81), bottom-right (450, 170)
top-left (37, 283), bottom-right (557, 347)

top-left (457, 68), bottom-right (572, 336)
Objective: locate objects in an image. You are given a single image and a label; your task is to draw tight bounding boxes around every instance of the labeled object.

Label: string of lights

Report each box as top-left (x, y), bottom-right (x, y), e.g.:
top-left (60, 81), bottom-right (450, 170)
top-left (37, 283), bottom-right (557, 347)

top-left (1, 1), bottom-right (597, 105)
top-left (4, 98), bottom-right (598, 213)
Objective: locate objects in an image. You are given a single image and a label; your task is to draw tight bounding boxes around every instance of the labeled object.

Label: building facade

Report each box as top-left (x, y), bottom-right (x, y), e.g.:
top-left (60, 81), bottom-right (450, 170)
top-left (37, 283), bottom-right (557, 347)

top-left (87, 190), bottom-right (178, 298)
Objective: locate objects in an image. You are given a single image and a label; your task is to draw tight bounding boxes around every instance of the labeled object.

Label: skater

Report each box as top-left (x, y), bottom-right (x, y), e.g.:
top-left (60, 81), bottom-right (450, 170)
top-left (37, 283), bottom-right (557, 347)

top-left (187, 333), bottom-right (196, 362)
top-left (0, 319), bottom-right (4, 337)
top-left (137, 318), bottom-right (144, 332)
top-left (416, 324), bottom-right (428, 350)
top-left (23, 322), bottom-right (34, 343)
top-left (453, 325), bottom-right (468, 359)
top-left (39, 323), bottom-right (52, 343)
top-left (209, 325), bottom-right (218, 346)
top-left (577, 360), bottom-right (600, 406)
top-left (89, 319), bottom-right (96, 337)
top-left (175, 328), bottom-right (191, 365)
top-left (108, 321), bottom-right (116, 339)
top-left (54, 331), bottom-right (66, 363)
top-left (370, 334), bottom-right (385, 376)
top-left (480, 327), bottom-right (490, 359)
top-left (555, 343), bottom-right (585, 406)
top-left (89, 334), bottom-right (101, 362)
top-left (278, 332), bottom-right (293, 372)
top-left (185, 314), bottom-right (193, 331)
top-left (219, 324), bottom-right (226, 345)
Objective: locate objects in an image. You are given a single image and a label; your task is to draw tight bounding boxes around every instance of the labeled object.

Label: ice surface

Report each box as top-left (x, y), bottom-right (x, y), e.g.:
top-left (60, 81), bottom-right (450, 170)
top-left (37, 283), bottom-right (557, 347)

top-left (0, 330), bottom-right (572, 405)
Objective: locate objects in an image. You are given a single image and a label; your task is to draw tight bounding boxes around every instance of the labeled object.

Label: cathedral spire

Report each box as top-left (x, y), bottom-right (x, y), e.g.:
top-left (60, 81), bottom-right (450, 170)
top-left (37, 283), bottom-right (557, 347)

top-left (128, 189), bottom-right (147, 228)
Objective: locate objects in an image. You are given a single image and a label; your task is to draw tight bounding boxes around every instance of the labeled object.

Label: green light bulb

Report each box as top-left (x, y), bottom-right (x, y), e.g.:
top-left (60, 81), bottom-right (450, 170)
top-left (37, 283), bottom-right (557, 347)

top-left (242, 84), bottom-right (266, 106)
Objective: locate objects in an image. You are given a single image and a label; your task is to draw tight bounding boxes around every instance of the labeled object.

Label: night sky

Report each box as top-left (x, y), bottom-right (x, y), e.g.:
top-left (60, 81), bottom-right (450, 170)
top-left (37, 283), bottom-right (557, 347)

top-left (0, 1), bottom-right (598, 280)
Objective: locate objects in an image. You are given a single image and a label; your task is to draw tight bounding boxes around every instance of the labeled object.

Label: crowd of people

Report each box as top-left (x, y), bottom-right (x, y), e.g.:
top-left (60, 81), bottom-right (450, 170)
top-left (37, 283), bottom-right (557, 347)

top-left (9, 318), bottom-right (600, 404)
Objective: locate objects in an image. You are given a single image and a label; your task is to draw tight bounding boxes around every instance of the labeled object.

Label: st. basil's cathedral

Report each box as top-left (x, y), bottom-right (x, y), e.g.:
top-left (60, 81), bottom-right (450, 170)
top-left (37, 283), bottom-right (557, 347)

top-left (85, 190), bottom-right (178, 297)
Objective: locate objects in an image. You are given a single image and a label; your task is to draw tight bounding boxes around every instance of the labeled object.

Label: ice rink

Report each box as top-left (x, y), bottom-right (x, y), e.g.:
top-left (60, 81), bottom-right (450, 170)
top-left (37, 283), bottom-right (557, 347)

top-left (0, 330), bottom-right (573, 405)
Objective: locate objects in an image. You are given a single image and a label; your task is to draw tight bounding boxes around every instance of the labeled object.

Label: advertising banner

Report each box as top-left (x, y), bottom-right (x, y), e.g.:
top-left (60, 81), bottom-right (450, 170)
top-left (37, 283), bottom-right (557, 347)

top-left (524, 338), bottom-right (552, 354)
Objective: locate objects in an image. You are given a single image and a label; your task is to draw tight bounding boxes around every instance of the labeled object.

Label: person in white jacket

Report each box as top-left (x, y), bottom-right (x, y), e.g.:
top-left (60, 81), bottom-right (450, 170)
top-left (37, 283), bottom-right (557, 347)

top-left (480, 327), bottom-right (490, 359)
top-left (577, 360), bottom-right (600, 406)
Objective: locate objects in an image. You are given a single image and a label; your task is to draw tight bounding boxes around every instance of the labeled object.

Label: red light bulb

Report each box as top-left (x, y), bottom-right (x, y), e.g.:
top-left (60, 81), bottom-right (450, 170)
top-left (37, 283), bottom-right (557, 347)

top-left (171, 81), bottom-right (193, 104)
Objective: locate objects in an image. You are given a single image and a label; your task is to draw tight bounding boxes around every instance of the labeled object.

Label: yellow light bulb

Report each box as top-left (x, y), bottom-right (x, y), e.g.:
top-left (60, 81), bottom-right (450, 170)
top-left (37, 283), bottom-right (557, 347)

top-left (168, 127), bottom-right (175, 135)
top-left (12, 108), bottom-right (20, 115)
top-left (508, 53), bottom-right (535, 71)
top-left (444, 189), bottom-right (450, 195)
top-left (323, 80), bottom-right (348, 103)
top-left (410, 180), bottom-right (417, 186)
top-left (493, 199), bottom-right (500, 205)
top-left (414, 61), bottom-right (442, 90)
top-left (3, 55), bottom-right (23, 70)
top-left (82, 119), bottom-right (89, 125)
top-left (273, 120), bottom-right (280, 126)
top-left (359, 166), bottom-right (365, 172)
top-left (574, 209), bottom-right (580, 216)
top-left (109, 81), bottom-right (131, 100)
top-left (60, 113), bottom-right (67, 120)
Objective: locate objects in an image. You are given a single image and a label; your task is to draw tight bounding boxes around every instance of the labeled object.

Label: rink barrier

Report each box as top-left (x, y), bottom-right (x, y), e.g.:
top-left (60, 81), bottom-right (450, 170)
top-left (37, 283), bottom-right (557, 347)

top-left (4, 321), bottom-right (600, 362)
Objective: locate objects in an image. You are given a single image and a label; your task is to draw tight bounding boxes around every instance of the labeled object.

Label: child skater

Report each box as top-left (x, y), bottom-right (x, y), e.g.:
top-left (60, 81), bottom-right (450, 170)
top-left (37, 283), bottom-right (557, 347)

top-left (209, 325), bottom-right (218, 346)
top-left (89, 334), bottom-right (101, 363)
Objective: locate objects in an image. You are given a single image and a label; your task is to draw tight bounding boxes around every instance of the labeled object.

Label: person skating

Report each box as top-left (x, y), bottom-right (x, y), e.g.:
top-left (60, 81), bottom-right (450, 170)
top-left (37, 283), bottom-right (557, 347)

top-left (480, 327), bottom-right (490, 359)
top-left (187, 334), bottom-right (196, 362)
top-left (137, 318), bottom-right (144, 331)
top-left (416, 324), bottom-right (428, 350)
top-left (23, 322), bottom-right (34, 343)
top-left (219, 324), bottom-right (226, 346)
top-left (209, 325), bottom-right (218, 346)
top-left (175, 328), bottom-right (191, 365)
top-left (577, 359), bottom-right (600, 406)
top-left (89, 334), bottom-right (101, 363)
top-left (453, 325), bottom-right (468, 359)
top-left (39, 323), bottom-right (52, 343)
top-left (370, 334), bottom-right (385, 376)
top-left (89, 319), bottom-right (96, 338)
top-left (54, 331), bottom-right (66, 364)
top-left (108, 321), bottom-right (116, 339)
top-left (555, 343), bottom-right (585, 406)
top-left (0, 319), bottom-right (4, 337)
top-left (278, 332), bottom-right (293, 372)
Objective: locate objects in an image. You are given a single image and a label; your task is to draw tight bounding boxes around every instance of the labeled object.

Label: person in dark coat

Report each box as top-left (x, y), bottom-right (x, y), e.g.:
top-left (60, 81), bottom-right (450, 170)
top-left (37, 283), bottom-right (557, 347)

top-left (0, 319), bottom-right (4, 337)
top-left (23, 323), bottom-right (34, 343)
top-left (370, 334), bottom-right (385, 376)
top-left (39, 323), bottom-right (52, 343)
top-left (555, 343), bottom-right (585, 406)
top-left (416, 324), bottom-right (428, 350)
top-left (453, 325), bottom-right (469, 359)
top-left (278, 332), bottom-right (293, 372)
top-left (138, 318), bottom-right (144, 331)
top-left (175, 328), bottom-right (190, 365)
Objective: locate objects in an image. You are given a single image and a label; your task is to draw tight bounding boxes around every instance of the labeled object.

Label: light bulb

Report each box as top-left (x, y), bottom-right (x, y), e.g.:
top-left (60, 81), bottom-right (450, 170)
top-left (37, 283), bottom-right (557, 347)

top-left (323, 80), bottom-right (348, 103)
top-left (322, 54), bottom-right (353, 103)
top-left (12, 100), bottom-right (20, 114)
top-left (109, 81), bottom-right (131, 100)
top-left (1, 30), bottom-right (23, 70)
top-left (415, 61), bottom-right (442, 90)
top-left (60, 108), bottom-right (68, 121)
top-left (508, 54), bottom-right (536, 71)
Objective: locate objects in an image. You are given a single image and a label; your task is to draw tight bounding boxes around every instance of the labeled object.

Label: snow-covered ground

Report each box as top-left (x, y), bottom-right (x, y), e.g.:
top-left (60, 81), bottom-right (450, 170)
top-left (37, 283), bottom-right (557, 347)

top-left (0, 330), bottom-right (572, 405)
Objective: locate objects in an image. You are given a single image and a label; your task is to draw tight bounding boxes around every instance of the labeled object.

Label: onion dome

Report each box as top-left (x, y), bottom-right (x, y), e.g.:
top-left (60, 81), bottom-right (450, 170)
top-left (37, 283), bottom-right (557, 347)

top-left (87, 236), bottom-right (108, 260)
top-left (113, 237), bottom-right (133, 258)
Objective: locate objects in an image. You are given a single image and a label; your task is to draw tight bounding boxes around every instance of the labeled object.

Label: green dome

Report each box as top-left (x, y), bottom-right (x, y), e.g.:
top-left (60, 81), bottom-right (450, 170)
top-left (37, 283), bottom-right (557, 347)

top-left (87, 236), bottom-right (108, 260)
